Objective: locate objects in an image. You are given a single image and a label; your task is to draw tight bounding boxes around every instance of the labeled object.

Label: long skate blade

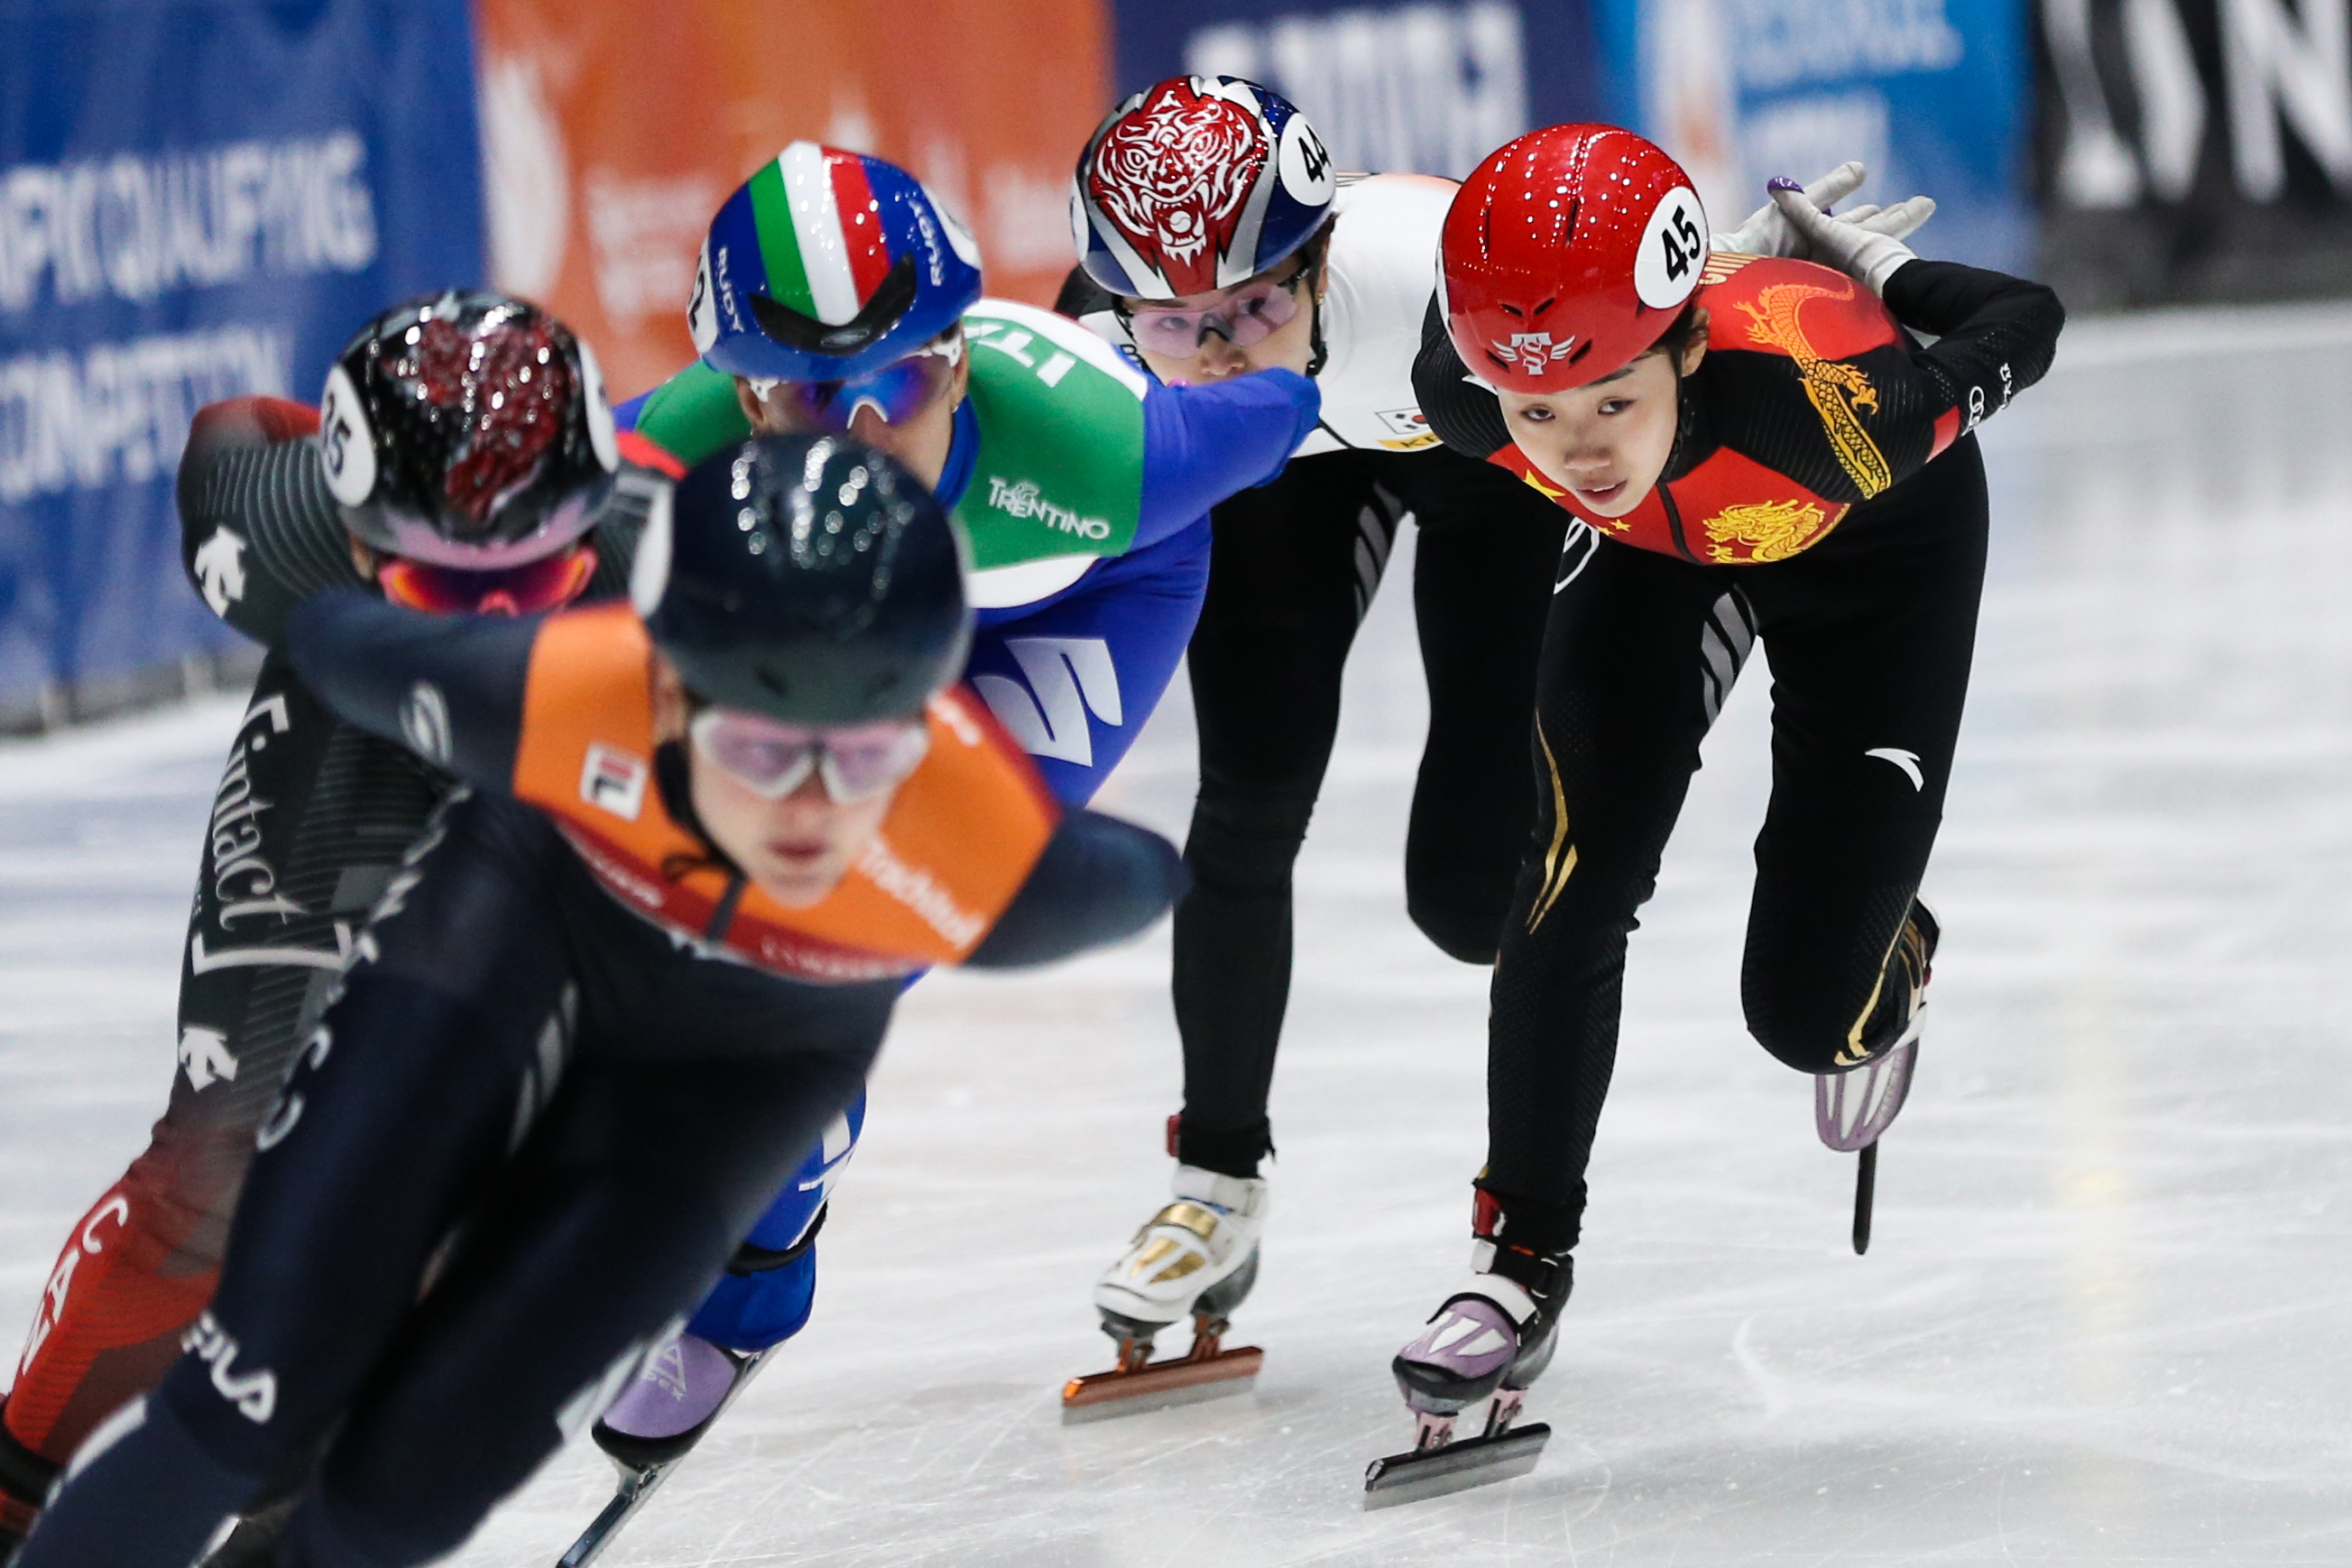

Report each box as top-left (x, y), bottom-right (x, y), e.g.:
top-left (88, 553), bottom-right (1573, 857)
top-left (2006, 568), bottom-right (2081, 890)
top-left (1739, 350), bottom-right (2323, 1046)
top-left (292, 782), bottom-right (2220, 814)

top-left (1363, 1422), bottom-right (1551, 1509)
top-left (558, 1344), bottom-right (776, 1566)
top-left (1851, 1141), bottom-right (1877, 1256)
top-left (1059, 1345), bottom-right (1262, 1423)
top-left (556, 1458), bottom-right (670, 1567)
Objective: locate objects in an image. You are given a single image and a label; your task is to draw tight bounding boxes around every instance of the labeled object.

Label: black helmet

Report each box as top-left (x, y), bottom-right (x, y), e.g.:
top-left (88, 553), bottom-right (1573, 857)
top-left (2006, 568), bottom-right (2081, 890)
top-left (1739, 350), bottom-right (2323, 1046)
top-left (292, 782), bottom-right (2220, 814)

top-left (319, 291), bottom-right (619, 568)
top-left (634, 433), bottom-right (971, 724)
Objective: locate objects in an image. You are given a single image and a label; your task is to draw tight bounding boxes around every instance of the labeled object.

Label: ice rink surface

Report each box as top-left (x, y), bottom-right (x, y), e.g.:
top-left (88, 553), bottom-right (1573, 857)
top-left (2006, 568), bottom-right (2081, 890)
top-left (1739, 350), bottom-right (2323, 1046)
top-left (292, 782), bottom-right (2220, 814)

top-left (2, 309), bottom-right (2350, 1565)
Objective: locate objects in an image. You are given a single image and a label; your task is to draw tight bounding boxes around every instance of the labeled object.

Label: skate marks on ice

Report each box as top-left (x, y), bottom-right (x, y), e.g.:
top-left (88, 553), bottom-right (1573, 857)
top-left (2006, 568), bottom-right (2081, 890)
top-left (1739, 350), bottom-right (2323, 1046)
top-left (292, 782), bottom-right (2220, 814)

top-left (452, 309), bottom-right (2352, 1563)
top-left (5, 311), bottom-right (2352, 1563)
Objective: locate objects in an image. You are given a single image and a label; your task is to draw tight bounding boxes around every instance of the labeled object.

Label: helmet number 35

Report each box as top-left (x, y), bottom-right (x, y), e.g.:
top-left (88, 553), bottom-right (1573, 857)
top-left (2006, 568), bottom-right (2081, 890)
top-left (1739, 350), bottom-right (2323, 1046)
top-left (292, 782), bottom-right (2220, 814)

top-left (1633, 188), bottom-right (1710, 312)
top-left (318, 364), bottom-right (376, 507)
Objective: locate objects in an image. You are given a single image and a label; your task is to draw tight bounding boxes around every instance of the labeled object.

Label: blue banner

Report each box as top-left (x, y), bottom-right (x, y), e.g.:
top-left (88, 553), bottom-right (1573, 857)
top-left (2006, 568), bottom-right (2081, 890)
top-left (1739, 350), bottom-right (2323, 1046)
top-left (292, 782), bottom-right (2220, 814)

top-left (0, 0), bottom-right (484, 715)
top-left (1111, 1), bottom-right (1602, 180)
top-left (1589, 0), bottom-right (2031, 272)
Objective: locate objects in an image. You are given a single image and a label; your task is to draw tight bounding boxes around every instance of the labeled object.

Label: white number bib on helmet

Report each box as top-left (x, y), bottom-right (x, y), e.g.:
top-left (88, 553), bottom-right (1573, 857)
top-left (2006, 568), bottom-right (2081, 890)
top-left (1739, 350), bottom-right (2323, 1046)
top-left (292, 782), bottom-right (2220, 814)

top-left (576, 339), bottom-right (621, 474)
top-left (628, 485), bottom-right (674, 617)
top-left (1634, 187), bottom-right (1709, 310)
top-left (318, 364), bottom-right (376, 507)
top-left (1277, 115), bottom-right (1334, 207)
top-left (687, 244), bottom-right (721, 356)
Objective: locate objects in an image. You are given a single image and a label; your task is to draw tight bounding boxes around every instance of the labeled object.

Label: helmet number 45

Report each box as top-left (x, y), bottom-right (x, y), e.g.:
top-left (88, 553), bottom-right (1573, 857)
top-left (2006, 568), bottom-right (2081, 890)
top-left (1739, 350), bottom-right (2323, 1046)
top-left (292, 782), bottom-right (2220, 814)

top-left (1634, 188), bottom-right (1711, 310)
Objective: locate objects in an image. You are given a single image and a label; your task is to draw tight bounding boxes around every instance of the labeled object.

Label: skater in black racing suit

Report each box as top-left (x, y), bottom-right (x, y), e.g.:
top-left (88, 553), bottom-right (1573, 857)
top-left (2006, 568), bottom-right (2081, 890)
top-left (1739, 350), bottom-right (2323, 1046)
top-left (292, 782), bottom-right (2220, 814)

top-left (14, 433), bottom-right (1187, 1568)
top-left (1380, 130), bottom-right (2064, 1462)
top-left (0, 293), bottom-right (647, 1551)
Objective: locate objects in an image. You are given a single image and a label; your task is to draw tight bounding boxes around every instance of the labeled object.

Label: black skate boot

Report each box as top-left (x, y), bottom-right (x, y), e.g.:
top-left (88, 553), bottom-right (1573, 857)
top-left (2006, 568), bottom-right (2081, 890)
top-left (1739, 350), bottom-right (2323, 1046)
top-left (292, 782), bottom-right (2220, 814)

top-left (1368, 1189), bottom-right (1572, 1507)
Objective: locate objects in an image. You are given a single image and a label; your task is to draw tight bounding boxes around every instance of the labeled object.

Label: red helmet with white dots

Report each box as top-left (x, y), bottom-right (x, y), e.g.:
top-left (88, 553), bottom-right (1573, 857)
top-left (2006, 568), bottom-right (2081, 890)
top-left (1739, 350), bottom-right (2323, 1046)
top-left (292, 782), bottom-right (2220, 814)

top-left (1438, 125), bottom-right (1710, 394)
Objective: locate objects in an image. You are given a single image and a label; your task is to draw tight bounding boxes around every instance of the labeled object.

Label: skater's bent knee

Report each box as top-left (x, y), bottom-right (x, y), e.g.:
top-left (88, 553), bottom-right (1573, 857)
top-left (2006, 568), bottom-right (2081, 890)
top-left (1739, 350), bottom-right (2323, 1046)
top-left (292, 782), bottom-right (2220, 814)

top-left (1405, 890), bottom-right (1505, 965)
top-left (1742, 1005), bottom-right (1859, 1075)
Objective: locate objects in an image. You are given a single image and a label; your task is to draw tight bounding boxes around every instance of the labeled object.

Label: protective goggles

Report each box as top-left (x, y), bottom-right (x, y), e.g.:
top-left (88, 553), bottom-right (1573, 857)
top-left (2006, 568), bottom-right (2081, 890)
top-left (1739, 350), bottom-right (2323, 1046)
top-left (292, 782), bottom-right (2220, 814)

top-left (375, 544), bottom-right (598, 616)
top-left (688, 708), bottom-right (930, 804)
top-left (1126, 269), bottom-right (1306, 356)
top-left (746, 335), bottom-right (962, 434)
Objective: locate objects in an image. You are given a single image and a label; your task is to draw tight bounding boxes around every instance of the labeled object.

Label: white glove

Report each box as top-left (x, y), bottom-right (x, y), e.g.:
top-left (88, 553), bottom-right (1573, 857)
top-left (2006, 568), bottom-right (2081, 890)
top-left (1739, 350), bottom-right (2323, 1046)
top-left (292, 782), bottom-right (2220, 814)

top-left (1711, 162), bottom-right (1866, 256)
top-left (1835, 195), bottom-right (1938, 243)
top-left (1768, 182), bottom-right (1921, 296)
top-left (1713, 163), bottom-right (1940, 260)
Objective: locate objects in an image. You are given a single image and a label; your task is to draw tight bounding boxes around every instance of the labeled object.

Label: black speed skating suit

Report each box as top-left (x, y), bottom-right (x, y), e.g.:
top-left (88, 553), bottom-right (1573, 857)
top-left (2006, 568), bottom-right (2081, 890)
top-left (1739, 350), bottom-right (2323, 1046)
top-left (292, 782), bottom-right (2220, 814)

top-left (0, 401), bottom-right (646, 1495)
top-left (1175, 446), bottom-right (1566, 1172)
top-left (1065, 171), bottom-right (1571, 1181)
top-left (17, 595), bottom-right (1185, 1568)
top-left (1414, 255), bottom-right (2065, 1250)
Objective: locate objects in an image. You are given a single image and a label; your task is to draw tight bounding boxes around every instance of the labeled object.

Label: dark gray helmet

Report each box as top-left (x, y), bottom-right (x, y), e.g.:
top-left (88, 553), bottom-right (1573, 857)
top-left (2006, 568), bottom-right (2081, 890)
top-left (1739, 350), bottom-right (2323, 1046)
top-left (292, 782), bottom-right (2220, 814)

top-left (634, 433), bottom-right (971, 724)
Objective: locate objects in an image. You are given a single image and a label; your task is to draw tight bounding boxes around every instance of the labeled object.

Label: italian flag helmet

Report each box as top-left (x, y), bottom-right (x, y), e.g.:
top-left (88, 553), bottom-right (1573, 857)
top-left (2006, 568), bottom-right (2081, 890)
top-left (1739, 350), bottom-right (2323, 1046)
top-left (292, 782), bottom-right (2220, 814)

top-left (691, 143), bottom-right (985, 384)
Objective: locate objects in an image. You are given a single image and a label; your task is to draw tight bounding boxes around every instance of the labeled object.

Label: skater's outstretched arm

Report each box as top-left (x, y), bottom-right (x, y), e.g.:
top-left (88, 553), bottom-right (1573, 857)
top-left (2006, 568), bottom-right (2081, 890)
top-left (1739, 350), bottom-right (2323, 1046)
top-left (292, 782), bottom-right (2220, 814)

top-left (1131, 369), bottom-right (1321, 547)
top-left (178, 397), bottom-right (655, 649)
top-left (283, 591), bottom-right (535, 789)
top-left (1877, 260), bottom-right (2065, 428)
top-left (177, 398), bottom-right (366, 647)
top-left (964, 811), bottom-right (1187, 968)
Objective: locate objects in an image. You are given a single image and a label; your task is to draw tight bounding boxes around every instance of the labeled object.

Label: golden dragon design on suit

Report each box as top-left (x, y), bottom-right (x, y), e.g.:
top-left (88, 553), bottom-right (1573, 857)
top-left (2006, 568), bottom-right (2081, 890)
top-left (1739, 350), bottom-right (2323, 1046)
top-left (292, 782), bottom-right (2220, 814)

top-left (1736, 281), bottom-right (1893, 499)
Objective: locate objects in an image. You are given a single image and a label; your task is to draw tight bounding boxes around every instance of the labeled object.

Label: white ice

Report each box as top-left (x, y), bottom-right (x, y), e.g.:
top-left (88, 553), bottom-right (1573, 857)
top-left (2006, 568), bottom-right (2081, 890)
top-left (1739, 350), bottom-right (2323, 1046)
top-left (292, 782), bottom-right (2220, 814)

top-left (2, 311), bottom-right (2350, 1565)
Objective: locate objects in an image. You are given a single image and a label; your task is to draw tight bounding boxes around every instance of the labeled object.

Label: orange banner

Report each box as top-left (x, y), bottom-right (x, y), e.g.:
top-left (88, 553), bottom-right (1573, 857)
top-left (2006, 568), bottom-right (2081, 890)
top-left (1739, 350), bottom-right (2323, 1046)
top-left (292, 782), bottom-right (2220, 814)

top-left (475, 0), bottom-right (1111, 398)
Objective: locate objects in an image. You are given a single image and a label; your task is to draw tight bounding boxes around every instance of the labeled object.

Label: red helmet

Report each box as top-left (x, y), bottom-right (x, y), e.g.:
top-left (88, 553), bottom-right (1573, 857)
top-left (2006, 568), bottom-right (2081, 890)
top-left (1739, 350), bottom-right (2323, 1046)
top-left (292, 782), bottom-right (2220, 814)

top-left (1439, 125), bottom-right (1710, 394)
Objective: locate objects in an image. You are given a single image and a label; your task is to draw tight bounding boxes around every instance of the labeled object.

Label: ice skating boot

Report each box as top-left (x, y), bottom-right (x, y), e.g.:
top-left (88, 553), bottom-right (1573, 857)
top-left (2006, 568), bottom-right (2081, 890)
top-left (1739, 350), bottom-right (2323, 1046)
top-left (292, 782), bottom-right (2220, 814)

top-left (1818, 901), bottom-right (1938, 1252)
top-left (1367, 1193), bottom-right (1569, 1507)
top-left (558, 1334), bottom-right (773, 1567)
top-left (1062, 1158), bottom-right (1267, 1420)
top-left (591, 1332), bottom-right (761, 1469)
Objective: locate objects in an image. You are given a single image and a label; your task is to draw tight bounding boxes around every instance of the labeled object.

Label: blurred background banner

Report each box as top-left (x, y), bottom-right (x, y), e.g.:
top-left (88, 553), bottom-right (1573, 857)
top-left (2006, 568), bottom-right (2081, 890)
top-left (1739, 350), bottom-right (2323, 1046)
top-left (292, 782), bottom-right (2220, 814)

top-left (2036, 0), bottom-right (2352, 308)
top-left (10, 0), bottom-right (2349, 732)
top-left (1589, 0), bottom-right (2034, 272)
top-left (1112, 0), bottom-right (1603, 179)
top-left (0, 0), bottom-right (483, 726)
top-left (475, 0), bottom-right (1111, 400)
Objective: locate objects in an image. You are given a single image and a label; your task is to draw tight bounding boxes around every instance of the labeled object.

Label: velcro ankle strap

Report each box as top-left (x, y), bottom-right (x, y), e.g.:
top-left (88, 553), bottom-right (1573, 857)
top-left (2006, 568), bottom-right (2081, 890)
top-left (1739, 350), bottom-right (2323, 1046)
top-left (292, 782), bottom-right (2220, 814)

top-left (1444, 1271), bottom-right (1538, 1326)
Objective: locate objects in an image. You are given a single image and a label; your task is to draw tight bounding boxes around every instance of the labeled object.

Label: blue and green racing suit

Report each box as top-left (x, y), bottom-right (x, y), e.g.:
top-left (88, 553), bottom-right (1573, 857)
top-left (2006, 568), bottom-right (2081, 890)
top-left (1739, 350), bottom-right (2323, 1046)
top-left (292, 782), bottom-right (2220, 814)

top-left (613, 297), bottom-right (1317, 1353)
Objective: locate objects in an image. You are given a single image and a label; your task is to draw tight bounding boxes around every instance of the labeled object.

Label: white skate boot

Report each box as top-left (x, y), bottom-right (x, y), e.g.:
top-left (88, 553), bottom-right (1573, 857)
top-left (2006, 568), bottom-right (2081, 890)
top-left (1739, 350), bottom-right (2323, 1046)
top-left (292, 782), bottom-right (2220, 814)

top-left (1063, 1163), bottom-right (1267, 1419)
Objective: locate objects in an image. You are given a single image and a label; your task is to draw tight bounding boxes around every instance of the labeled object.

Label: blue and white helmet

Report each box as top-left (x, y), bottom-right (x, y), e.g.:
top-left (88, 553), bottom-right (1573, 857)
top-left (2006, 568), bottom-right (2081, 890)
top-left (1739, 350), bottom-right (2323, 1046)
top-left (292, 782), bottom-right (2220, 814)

top-left (689, 142), bottom-right (984, 383)
top-left (1072, 76), bottom-right (1336, 300)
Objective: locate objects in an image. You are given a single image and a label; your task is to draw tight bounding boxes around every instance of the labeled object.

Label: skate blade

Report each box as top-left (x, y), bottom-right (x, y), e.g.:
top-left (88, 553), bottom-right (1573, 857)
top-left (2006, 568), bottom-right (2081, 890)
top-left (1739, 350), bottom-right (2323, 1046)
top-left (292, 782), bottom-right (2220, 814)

top-left (555, 1458), bottom-right (669, 1568)
top-left (1059, 1345), bottom-right (1263, 1423)
top-left (1362, 1422), bottom-right (1551, 1509)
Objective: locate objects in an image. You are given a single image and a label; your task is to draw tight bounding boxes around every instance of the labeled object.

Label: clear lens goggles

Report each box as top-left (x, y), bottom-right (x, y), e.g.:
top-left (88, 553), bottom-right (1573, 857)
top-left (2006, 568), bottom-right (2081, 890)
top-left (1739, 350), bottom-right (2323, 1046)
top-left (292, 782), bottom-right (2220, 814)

top-left (1126, 271), bottom-right (1306, 356)
top-left (688, 708), bottom-right (930, 804)
top-left (376, 545), bottom-right (598, 616)
top-left (746, 335), bottom-right (962, 435)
